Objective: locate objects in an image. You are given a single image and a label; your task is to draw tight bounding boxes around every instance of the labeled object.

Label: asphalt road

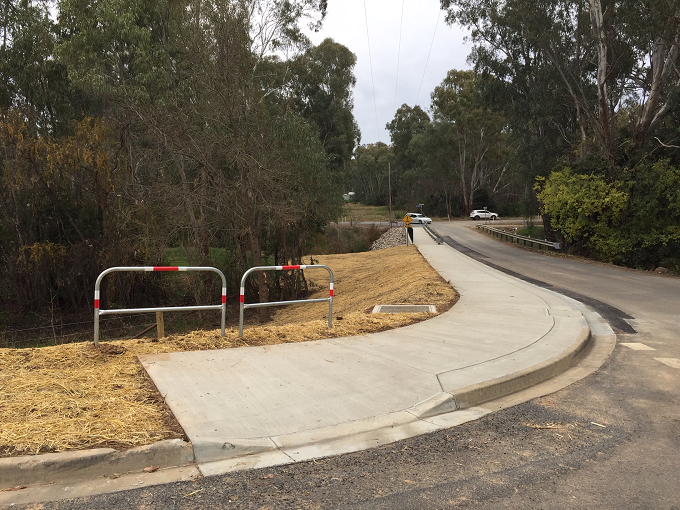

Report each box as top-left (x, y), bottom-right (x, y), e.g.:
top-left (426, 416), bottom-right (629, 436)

top-left (26, 221), bottom-right (680, 509)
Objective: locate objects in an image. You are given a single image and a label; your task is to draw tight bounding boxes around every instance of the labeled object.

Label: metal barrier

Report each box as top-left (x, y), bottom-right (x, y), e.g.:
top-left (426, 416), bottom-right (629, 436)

top-left (94, 266), bottom-right (227, 346)
top-left (240, 265), bottom-right (333, 336)
top-left (478, 225), bottom-right (562, 250)
top-left (423, 225), bottom-right (444, 244)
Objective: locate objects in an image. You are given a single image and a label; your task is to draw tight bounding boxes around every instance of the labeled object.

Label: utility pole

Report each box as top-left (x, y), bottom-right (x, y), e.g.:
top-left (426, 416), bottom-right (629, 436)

top-left (388, 162), bottom-right (392, 223)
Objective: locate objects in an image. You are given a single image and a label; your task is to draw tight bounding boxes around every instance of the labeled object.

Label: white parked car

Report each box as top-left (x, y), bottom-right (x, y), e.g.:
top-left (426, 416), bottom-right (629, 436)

top-left (469, 209), bottom-right (499, 220)
top-left (406, 213), bottom-right (432, 224)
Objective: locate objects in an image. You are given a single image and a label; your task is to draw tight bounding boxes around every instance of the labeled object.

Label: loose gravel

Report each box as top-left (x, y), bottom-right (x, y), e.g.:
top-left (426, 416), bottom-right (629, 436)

top-left (370, 227), bottom-right (407, 250)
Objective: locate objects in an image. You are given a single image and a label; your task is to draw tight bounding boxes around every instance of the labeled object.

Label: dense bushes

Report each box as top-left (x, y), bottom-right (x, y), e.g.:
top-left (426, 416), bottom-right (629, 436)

top-left (536, 160), bottom-right (680, 271)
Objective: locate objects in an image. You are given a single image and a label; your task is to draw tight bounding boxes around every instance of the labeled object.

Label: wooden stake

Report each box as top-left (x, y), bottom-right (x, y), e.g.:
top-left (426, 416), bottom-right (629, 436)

top-left (156, 311), bottom-right (165, 339)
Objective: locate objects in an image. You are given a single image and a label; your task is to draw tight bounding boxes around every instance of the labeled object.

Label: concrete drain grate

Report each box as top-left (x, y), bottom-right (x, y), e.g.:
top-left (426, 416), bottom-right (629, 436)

top-left (371, 304), bottom-right (437, 314)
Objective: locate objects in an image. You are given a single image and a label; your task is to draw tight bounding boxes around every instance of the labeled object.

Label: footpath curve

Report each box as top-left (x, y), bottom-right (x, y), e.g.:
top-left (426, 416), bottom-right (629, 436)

top-left (0, 228), bottom-right (615, 506)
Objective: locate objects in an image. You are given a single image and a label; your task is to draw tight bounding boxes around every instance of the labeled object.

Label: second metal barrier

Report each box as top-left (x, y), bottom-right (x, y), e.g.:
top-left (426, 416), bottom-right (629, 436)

top-left (239, 265), bottom-right (333, 336)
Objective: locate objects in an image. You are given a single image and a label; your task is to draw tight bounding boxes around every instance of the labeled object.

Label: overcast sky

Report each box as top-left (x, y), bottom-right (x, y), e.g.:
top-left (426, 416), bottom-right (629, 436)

top-left (305, 0), bottom-right (471, 146)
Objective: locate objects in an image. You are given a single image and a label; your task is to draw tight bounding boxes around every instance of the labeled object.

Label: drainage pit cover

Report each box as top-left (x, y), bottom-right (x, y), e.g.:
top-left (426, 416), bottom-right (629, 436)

top-left (371, 305), bottom-right (437, 314)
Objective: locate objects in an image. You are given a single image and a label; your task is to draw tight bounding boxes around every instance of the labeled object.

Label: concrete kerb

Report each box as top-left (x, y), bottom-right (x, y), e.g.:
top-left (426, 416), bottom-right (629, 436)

top-left (0, 439), bottom-right (194, 491)
top-left (450, 318), bottom-right (591, 409)
top-left (195, 312), bottom-right (610, 478)
top-left (197, 319), bottom-right (592, 466)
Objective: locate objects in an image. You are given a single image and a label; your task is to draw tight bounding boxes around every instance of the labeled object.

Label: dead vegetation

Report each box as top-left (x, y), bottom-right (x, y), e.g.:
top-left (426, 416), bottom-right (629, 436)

top-left (0, 246), bottom-right (457, 457)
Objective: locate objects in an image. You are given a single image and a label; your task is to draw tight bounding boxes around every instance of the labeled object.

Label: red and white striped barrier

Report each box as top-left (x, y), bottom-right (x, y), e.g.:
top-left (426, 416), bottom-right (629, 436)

top-left (94, 266), bottom-right (227, 346)
top-left (238, 278), bottom-right (333, 302)
top-left (239, 265), bottom-right (334, 336)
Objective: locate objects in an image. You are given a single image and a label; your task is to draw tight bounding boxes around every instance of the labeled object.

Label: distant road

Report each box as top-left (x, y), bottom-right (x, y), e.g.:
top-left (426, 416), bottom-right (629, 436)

top-left (335, 216), bottom-right (542, 228)
top-left (433, 220), bottom-right (678, 320)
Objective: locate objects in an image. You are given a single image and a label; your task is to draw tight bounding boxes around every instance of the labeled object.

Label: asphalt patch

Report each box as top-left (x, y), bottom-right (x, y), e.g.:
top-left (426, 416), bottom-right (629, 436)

top-left (441, 235), bottom-right (490, 259)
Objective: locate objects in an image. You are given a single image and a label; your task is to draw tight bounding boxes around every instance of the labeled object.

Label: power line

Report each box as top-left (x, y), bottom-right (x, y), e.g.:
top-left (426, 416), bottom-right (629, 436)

top-left (393, 0), bottom-right (406, 115)
top-left (416, 9), bottom-right (442, 108)
top-left (363, 0), bottom-right (380, 138)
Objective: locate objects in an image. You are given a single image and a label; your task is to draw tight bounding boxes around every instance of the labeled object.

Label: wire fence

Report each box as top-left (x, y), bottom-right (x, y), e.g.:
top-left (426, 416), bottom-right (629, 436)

top-left (0, 310), bottom-right (222, 349)
top-left (0, 315), bottom-right (144, 349)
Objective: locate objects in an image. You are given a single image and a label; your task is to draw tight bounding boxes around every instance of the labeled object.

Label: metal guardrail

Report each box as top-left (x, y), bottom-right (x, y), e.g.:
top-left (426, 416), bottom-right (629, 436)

top-left (94, 266), bottom-right (227, 346)
top-left (478, 225), bottom-right (562, 250)
top-left (423, 225), bottom-right (444, 244)
top-left (239, 265), bottom-right (334, 337)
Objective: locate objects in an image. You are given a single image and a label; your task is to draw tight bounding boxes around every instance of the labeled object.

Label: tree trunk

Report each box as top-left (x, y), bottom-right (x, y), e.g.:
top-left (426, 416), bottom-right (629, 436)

top-left (445, 189), bottom-right (451, 219)
top-left (249, 221), bottom-right (270, 322)
top-left (458, 133), bottom-right (471, 214)
top-left (122, 124), bottom-right (134, 189)
top-left (177, 158), bottom-right (211, 306)
top-left (198, 166), bottom-right (213, 302)
top-left (633, 34), bottom-right (679, 148)
top-left (541, 213), bottom-right (558, 243)
top-left (589, 0), bottom-right (614, 162)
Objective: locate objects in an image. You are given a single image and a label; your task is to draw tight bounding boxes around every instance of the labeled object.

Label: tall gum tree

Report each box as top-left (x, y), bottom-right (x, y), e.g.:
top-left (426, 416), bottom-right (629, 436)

top-left (386, 104), bottom-right (430, 208)
top-left (440, 0), bottom-right (680, 164)
top-left (349, 142), bottom-right (394, 207)
top-left (430, 70), bottom-right (508, 214)
top-left (287, 38), bottom-right (360, 172)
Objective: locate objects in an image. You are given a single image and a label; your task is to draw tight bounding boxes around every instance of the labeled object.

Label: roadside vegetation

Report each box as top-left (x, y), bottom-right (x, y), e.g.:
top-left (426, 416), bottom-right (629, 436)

top-left (0, 0), bottom-right (362, 334)
top-left (517, 225), bottom-right (546, 240)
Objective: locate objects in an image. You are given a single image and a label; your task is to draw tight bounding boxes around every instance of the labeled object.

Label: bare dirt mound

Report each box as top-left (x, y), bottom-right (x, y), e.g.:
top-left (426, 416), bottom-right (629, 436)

top-left (0, 245), bottom-right (457, 457)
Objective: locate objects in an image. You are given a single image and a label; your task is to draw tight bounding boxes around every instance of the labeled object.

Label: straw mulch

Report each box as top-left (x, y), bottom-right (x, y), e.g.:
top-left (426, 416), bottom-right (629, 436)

top-left (0, 245), bottom-right (457, 457)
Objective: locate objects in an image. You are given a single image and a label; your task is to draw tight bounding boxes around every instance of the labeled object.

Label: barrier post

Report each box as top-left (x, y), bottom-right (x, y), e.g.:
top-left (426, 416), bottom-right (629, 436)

top-left (94, 266), bottom-right (227, 346)
top-left (239, 265), bottom-right (333, 337)
top-left (156, 311), bottom-right (165, 339)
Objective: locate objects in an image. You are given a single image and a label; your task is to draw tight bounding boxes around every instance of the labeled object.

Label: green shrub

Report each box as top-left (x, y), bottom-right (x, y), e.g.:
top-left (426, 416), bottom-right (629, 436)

top-left (535, 169), bottom-right (628, 262)
top-left (536, 160), bottom-right (680, 270)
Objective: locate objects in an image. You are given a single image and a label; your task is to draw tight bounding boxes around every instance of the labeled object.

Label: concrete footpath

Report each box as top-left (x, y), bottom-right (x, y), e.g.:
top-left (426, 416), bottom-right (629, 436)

top-left (0, 228), bottom-right (615, 505)
top-left (140, 230), bottom-right (606, 473)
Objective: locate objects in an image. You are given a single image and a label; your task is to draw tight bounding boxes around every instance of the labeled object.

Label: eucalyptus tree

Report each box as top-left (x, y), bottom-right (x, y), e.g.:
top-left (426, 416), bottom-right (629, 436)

top-left (287, 38), bottom-right (360, 172)
top-left (386, 104), bottom-right (430, 171)
top-left (430, 70), bottom-right (509, 214)
top-left (385, 104), bottom-right (430, 207)
top-left (440, 0), bottom-right (680, 165)
top-left (407, 121), bottom-right (461, 217)
top-left (1, 0), bottom-right (73, 134)
top-left (349, 143), bottom-right (394, 207)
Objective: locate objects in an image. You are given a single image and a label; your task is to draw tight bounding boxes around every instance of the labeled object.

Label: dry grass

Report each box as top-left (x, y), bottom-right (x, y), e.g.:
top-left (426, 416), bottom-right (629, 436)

top-left (0, 246), bottom-right (457, 457)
